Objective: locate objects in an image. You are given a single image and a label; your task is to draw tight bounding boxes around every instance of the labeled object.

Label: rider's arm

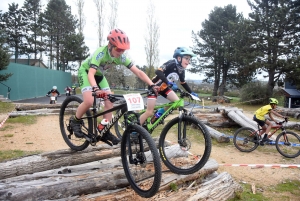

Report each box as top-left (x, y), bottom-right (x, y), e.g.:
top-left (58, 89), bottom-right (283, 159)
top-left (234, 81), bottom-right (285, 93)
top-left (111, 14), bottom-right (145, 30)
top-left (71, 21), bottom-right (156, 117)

top-left (155, 68), bottom-right (169, 84)
top-left (56, 90), bottom-right (60, 96)
top-left (46, 90), bottom-right (51, 95)
top-left (88, 68), bottom-right (99, 89)
top-left (180, 82), bottom-right (192, 93)
top-left (271, 110), bottom-right (285, 118)
top-left (268, 112), bottom-right (277, 122)
top-left (130, 65), bottom-right (155, 86)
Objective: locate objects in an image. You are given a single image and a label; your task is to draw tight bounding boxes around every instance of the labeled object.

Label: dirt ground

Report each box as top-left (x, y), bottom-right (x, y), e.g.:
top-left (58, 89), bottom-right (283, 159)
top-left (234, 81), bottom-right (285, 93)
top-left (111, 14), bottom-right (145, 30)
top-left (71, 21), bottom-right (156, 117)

top-left (0, 113), bottom-right (300, 200)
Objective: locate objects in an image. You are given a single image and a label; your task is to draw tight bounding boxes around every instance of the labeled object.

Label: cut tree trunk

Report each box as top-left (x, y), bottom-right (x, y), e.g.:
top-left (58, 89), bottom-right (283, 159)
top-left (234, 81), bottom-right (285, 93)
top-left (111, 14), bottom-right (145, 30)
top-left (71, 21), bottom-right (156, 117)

top-left (276, 107), bottom-right (300, 119)
top-left (14, 103), bottom-right (62, 111)
top-left (194, 113), bottom-right (238, 127)
top-left (0, 151), bottom-right (233, 201)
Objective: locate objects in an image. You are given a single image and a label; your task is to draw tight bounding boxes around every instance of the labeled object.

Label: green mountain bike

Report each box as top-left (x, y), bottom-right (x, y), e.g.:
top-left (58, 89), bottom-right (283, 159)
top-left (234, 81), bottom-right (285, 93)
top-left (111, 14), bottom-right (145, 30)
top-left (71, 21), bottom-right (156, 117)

top-left (114, 88), bottom-right (212, 175)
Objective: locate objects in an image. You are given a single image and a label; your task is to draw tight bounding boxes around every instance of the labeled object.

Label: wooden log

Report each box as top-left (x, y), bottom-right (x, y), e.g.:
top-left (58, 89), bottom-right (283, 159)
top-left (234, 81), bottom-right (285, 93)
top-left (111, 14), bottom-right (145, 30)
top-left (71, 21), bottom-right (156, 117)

top-left (68, 163), bottom-right (240, 201)
top-left (226, 110), bottom-right (256, 130)
top-left (235, 110), bottom-right (257, 129)
top-left (205, 125), bottom-right (230, 143)
top-left (0, 155), bottom-right (219, 201)
top-left (0, 138), bottom-right (160, 180)
top-left (15, 103), bottom-right (62, 111)
top-left (194, 113), bottom-right (238, 127)
top-left (275, 107), bottom-right (300, 118)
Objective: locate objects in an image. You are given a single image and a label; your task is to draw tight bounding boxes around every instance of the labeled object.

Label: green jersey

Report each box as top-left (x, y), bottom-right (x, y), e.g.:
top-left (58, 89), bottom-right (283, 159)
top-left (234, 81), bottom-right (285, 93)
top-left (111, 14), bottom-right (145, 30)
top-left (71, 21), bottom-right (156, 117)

top-left (80, 46), bottom-right (133, 76)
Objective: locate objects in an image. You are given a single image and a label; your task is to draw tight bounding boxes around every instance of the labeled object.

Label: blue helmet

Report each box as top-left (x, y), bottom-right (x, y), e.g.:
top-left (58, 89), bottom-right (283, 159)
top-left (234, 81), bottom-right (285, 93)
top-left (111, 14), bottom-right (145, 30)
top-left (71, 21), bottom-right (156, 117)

top-left (173, 47), bottom-right (196, 58)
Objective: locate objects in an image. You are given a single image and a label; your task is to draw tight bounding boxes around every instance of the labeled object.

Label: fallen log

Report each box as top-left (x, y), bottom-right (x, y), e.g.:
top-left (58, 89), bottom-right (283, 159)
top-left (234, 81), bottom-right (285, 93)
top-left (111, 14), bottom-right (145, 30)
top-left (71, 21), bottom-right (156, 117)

top-left (194, 113), bottom-right (238, 127)
top-left (276, 107), bottom-right (300, 119)
top-left (0, 158), bottom-right (220, 201)
top-left (0, 138), bottom-right (161, 180)
top-left (205, 125), bottom-right (230, 143)
top-left (225, 109), bottom-right (256, 130)
top-left (15, 103), bottom-right (62, 111)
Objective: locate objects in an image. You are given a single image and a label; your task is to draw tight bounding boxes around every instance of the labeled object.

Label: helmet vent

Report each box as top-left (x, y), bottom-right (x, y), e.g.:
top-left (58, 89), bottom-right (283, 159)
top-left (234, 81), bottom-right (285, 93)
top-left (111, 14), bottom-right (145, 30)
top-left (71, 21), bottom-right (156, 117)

top-left (117, 36), bottom-right (123, 44)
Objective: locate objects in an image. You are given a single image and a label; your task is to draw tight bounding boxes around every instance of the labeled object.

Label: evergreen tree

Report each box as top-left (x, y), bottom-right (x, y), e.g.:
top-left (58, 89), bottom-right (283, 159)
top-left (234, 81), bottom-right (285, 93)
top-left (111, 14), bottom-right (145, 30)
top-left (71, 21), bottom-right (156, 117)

top-left (1, 3), bottom-right (27, 61)
top-left (191, 5), bottom-right (247, 96)
top-left (246, 0), bottom-right (300, 97)
top-left (60, 33), bottom-right (89, 72)
top-left (43, 0), bottom-right (77, 70)
top-left (22, 0), bottom-right (44, 60)
top-left (0, 29), bottom-right (12, 82)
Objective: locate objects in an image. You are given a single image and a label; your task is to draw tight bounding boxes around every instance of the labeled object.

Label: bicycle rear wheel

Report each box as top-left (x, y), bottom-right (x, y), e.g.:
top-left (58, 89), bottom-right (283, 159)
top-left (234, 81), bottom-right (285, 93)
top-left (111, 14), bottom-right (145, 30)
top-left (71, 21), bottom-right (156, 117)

top-left (121, 124), bottom-right (161, 198)
top-left (59, 96), bottom-right (92, 151)
top-left (276, 131), bottom-right (300, 158)
top-left (159, 116), bottom-right (211, 175)
top-left (233, 127), bottom-right (259, 152)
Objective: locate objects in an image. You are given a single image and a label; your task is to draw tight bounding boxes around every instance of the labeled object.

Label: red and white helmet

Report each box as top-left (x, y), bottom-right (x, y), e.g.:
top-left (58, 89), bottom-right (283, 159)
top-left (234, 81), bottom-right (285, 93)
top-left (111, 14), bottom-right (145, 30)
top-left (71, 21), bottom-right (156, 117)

top-left (107, 29), bottom-right (130, 50)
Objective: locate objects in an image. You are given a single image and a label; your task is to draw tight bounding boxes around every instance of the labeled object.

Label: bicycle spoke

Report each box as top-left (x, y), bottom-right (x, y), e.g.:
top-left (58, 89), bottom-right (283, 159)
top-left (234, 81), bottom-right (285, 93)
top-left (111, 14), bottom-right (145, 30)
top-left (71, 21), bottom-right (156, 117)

top-left (276, 131), bottom-right (300, 158)
top-left (233, 127), bottom-right (259, 152)
top-left (121, 125), bottom-right (161, 198)
top-left (59, 96), bottom-right (91, 151)
top-left (159, 116), bottom-right (211, 175)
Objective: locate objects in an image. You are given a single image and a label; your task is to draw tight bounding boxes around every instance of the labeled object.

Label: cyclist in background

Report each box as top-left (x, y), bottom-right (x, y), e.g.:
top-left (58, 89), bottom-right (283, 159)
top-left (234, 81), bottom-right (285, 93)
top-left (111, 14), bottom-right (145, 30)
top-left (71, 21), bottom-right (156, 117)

top-left (139, 47), bottom-right (199, 125)
top-left (253, 98), bottom-right (286, 143)
top-left (46, 86), bottom-right (60, 97)
top-left (70, 28), bottom-right (159, 146)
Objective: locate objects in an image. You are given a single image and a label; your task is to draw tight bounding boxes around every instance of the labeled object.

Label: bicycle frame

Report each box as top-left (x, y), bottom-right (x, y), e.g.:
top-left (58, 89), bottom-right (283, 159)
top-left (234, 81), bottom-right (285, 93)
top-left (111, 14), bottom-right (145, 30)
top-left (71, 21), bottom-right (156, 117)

top-left (255, 121), bottom-right (286, 139)
top-left (141, 99), bottom-right (185, 134)
top-left (80, 94), bottom-right (138, 139)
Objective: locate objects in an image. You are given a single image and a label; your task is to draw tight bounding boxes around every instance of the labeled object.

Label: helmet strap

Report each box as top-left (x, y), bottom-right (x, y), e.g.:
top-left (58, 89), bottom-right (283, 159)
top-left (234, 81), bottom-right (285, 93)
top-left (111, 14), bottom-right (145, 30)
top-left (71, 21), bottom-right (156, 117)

top-left (108, 43), bottom-right (114, 56)
top-left (176, 56), bottom-right (183, 65)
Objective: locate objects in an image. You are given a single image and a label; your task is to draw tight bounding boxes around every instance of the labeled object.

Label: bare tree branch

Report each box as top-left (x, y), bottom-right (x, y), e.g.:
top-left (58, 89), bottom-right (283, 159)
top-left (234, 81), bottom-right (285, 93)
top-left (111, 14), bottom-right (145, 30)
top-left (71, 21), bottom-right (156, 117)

top-left (74, 0), bottom-right (86, 35)
top-left (144, 0), bottom-right (160, 78)
top-left (107, 0), bottom-right (118, 30)
top-left (93, 0), bottom-right (105, 47)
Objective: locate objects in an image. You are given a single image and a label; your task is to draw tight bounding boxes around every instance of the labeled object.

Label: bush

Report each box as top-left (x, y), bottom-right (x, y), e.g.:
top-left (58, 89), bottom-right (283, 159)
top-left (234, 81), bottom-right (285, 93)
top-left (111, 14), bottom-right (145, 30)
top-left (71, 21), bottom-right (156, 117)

top-left (239, 82), bottom-right (268, 105)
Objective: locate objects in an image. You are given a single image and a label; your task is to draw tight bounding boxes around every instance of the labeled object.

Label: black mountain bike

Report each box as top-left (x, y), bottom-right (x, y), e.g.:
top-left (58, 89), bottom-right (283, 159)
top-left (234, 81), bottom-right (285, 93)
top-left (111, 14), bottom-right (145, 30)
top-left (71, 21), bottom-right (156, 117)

top-left (114, 88), bottom-right (212, 175)
top-left (59, 92), bottom-right (161, 198)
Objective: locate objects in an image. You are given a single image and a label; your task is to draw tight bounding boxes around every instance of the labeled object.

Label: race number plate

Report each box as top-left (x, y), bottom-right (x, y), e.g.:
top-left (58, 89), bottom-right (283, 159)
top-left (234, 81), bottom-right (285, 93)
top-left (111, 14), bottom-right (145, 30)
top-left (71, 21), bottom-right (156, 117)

top-left (123, 94), bottom-right (144, 111)
top-left (50, 97), bottom-right (56, 100)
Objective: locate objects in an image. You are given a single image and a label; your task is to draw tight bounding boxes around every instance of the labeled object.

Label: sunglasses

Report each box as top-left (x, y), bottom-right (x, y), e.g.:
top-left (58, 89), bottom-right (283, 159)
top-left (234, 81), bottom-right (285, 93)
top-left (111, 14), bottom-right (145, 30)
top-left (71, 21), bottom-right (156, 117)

top-left (114, 46), bottom-right (126, 53)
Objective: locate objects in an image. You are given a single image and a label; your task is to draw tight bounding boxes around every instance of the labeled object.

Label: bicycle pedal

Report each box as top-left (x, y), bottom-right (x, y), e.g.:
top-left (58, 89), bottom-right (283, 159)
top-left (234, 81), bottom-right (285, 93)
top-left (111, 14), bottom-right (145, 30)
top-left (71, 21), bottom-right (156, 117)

top-left (100, 138), bottom-right (113, 146)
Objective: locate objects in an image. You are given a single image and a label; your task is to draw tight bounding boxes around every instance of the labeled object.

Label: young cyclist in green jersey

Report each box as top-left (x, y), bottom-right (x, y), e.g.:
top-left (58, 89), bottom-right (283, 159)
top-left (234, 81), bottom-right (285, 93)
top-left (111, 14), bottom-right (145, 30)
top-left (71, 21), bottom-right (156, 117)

top-left (253, 98), bottom-right (286, 143)
top-left (70, 28), bottom-right (160, 145)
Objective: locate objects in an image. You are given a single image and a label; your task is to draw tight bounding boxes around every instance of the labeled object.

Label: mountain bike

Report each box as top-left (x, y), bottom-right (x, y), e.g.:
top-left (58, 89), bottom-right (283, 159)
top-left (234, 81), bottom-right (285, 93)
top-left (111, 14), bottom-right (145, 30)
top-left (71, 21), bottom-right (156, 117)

top-left (233, 118), bottom-right (300, 158)
top-left (114, 88), bottom-right (212, 175)
top-left (59, 92), bottom-right (161, 198)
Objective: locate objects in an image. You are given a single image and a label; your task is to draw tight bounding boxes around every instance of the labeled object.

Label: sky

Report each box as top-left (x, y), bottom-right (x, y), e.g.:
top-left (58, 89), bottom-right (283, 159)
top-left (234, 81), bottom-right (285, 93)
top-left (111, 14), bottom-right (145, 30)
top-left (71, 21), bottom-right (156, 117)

top-left (0, 0), bottom-right (253, 80)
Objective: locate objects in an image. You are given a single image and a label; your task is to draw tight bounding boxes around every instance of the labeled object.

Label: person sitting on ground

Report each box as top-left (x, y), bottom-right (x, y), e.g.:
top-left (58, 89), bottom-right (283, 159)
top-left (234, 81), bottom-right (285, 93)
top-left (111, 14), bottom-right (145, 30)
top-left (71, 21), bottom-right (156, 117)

top-left (70, 28), bottom-right (159, 146)
top-left (253, 98), bottom-right (286, 143)
top-left (139, 47), bottom-right (198, 125)
top-left (46, 86), bottom-right (60, 97)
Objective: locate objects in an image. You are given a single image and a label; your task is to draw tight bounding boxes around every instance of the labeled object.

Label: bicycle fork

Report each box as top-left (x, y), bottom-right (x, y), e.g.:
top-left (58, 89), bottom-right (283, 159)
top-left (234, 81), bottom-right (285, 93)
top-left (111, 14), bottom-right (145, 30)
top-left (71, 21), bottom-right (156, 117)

top-left (177, 108), bottom-right (190, 150)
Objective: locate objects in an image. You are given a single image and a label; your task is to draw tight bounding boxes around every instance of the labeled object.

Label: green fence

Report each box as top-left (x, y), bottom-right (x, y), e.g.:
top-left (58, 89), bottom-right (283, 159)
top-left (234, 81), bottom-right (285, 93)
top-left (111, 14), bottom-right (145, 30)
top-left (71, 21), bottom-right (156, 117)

top-left (0, 63), bottom-right (72, 101)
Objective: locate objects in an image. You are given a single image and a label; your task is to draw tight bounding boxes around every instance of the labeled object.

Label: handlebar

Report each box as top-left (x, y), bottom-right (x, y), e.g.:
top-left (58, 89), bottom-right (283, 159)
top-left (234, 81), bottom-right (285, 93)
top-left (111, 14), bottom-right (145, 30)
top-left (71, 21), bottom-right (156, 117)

top-left (277, 118), bottom-right (289, 125)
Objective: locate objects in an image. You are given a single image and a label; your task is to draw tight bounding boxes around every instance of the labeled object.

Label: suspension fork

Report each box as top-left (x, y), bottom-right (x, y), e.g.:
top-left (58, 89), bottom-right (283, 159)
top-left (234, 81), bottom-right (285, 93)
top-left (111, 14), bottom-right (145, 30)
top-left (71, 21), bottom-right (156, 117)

top-left (177, 107), bottom-right (186, 144)
top-left (125, 111), bottom-right (145, 164)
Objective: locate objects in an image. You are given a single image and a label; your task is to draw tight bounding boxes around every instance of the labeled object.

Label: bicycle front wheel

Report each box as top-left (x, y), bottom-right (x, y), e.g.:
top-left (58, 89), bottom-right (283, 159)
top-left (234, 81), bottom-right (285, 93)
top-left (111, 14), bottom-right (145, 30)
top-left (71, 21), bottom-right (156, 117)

top-left (59, 96), bottom-right (92, 151)
top-left (121, 124), bottom-right (161, 198)
top-left (159, 116), bottom-right (211, 175)
top-left (276, 131), bottom-right (300, 158)
top-left (233, 127), bottom-right (259, 152)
